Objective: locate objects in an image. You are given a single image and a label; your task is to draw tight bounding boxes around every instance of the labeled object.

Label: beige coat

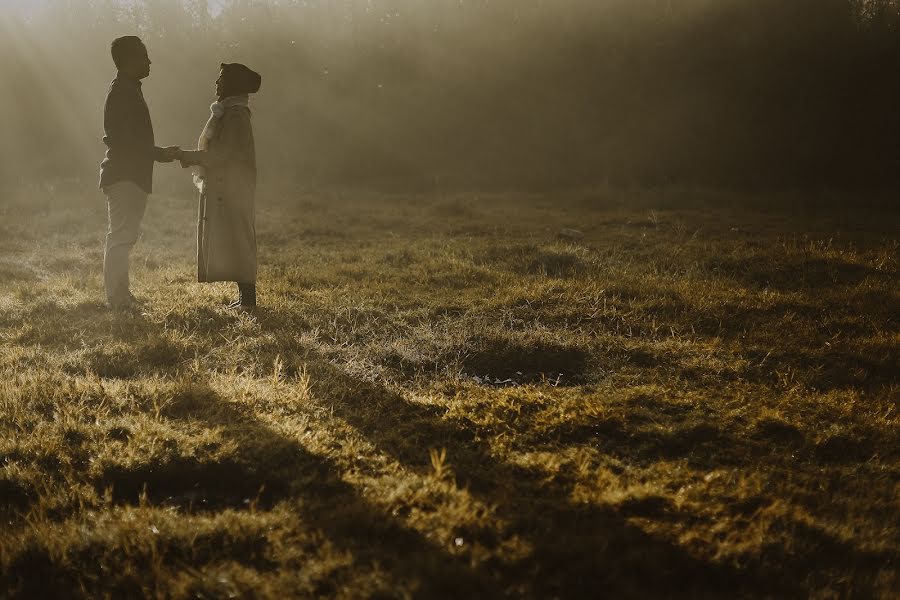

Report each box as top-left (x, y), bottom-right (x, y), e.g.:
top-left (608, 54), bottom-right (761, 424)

top-left (181, 106), bottom-right (257, 284)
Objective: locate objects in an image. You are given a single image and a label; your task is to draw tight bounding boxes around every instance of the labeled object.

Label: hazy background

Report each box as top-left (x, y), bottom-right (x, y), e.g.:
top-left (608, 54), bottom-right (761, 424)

top-left (1, 0), bottom-right (899, 193)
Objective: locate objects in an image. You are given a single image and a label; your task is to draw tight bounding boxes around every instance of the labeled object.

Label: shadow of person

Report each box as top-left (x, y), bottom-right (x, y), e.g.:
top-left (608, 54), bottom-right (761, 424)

top-left (253, 346), bottom-right (756, 597)
top-left (95, 379), bottom-right (498, 597)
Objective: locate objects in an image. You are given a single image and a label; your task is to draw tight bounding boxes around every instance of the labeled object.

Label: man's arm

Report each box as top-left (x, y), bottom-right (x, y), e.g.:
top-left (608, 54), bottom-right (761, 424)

top-left (104, 85), bottom-right (178, 163)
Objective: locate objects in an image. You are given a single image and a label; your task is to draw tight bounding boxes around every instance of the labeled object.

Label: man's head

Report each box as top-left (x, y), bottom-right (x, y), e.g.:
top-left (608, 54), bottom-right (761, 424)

top-left (111, 36), bottom-right (151, 79)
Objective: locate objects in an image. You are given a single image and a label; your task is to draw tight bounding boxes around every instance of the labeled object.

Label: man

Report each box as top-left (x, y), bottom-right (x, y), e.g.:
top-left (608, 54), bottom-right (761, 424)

top-left (99, 36), bottom-right (179, 309)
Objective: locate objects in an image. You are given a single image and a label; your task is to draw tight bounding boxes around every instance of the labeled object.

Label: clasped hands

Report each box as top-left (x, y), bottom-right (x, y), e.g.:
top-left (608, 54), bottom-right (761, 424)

top-left (159, 146), bottom-right (195, 168)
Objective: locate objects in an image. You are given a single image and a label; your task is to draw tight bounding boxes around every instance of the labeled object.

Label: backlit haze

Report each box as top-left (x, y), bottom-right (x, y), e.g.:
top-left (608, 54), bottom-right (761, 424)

top-left (1, 0), bottom-right (899, 193)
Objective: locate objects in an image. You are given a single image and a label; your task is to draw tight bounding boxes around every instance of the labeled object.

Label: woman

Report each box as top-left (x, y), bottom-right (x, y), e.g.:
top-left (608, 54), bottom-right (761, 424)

top-left (178, 63), bottom-right (261, 309)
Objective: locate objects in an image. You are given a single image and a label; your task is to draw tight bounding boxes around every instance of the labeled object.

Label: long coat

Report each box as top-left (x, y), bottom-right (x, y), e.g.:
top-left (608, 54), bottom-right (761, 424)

top-left (182, 106), bottom-right (257, 284)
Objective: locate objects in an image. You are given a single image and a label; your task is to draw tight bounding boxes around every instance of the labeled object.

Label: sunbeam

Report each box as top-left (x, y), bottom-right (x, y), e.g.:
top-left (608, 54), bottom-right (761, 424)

top-left (0, 3), bottom-right (898, 599)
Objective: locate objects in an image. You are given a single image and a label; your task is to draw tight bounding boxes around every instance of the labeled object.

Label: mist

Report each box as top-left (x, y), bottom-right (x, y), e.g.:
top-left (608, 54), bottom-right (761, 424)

top-left (1, 0), bottom-right (899, 192)
top-left (2, 3), bottom-right (899, 598)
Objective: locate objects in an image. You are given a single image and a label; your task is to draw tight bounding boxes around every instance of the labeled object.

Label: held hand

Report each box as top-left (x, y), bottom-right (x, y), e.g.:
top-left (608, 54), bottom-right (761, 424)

top-left (178, 150), bottom-right (203, 169)
top-left (159, 146), bottom-right (182, 163)
top-left (179, 152), bottom-right (196, 169)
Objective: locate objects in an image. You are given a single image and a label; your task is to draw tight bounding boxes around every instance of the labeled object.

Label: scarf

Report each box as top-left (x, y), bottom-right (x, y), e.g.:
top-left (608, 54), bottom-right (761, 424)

top-left (193, 94), bottom-right (250, 191)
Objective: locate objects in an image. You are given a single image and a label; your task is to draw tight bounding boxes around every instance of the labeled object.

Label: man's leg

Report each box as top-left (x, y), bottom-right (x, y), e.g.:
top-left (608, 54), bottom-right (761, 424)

top-left (103, 181), bottom-right (148, 307)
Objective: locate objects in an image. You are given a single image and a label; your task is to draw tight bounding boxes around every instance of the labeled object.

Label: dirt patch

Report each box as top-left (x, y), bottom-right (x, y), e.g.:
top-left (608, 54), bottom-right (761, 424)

top-left (462, 335), bottom-right (589, 386)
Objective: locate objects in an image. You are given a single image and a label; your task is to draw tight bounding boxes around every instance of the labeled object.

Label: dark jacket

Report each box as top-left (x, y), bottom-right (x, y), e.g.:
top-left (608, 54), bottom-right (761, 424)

top-left (99, 74), bottom-right (166, 194)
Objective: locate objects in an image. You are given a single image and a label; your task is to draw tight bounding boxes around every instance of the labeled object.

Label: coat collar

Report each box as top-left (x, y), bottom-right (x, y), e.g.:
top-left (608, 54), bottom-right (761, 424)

top-left (114, 72), bottom-right (142, 88)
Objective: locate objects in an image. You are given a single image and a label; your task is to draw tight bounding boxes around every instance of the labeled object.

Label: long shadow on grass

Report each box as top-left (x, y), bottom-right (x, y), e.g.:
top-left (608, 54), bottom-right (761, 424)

top-left (144, 383), bottom-right (496, 596)
top-left (7, 381), bottom-right (496, 598)
top-left (287, 359), bottom-right (752, 598)
top-left (297, 355), bottom-right (895, 598)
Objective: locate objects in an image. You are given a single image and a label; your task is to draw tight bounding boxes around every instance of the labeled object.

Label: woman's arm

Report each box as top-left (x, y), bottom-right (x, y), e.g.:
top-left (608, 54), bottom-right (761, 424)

top-left (179, 111), bottom-right (253, 169)
top-left (178, 149), bottom-right (204, 168)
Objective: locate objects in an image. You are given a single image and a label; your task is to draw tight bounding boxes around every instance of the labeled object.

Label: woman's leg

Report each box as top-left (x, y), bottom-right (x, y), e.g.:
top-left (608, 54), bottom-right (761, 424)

top-left (227, 282), bottom-right (256, 309)
top-left (238, 282), bottom-right (256, 307)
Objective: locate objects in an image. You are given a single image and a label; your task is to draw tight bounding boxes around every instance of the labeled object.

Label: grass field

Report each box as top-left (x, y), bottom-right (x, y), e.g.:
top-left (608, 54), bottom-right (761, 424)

top-left (0, 183), bottom-right (897, 598)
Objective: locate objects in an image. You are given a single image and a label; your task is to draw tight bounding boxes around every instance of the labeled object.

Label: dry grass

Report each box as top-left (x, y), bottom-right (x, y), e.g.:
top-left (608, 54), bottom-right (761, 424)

top-left (0, 183), bottom-right (897, 598)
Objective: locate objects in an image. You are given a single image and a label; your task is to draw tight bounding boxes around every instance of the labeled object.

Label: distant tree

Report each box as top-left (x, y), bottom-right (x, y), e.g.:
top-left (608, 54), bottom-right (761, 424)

top-left (853, 0), bottom-right (900, 29)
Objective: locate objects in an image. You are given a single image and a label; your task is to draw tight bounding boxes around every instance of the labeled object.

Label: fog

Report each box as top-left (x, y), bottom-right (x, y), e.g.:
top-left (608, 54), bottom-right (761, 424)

top-left (1, 0), bottom-right (899, 192)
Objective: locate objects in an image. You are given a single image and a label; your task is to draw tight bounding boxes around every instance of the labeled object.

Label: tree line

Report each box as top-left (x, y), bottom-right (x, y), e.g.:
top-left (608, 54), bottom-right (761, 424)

top-left (1, 0), bottom-right (898, 191)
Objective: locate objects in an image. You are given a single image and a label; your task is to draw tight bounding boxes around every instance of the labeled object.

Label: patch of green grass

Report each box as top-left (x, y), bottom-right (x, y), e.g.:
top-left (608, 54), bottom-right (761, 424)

top-left (0, 187), bottom-right (897, 598)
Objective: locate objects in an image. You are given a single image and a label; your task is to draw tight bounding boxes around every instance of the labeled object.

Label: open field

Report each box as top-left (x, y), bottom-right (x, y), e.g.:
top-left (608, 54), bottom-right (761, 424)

top-left (0, 185), bottom-right (897, 598)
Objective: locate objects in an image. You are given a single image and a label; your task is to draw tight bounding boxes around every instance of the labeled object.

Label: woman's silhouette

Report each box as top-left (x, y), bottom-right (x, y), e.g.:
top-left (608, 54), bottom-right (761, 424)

top-left (178, 63), bottom-right (261, 309)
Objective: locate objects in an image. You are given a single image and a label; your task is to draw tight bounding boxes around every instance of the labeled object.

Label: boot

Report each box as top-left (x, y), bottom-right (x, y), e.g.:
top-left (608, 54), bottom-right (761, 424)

top-left (228, 282), bottom-right (257, 309)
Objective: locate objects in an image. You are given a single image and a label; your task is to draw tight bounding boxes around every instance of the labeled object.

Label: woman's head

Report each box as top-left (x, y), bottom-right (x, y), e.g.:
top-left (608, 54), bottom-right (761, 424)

top-left (216, 63), bottom-right (262, 98)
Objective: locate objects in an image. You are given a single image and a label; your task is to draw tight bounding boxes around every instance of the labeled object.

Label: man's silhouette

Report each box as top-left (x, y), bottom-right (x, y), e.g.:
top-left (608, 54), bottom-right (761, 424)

top-left (99, 36), bottom-right (178, 309)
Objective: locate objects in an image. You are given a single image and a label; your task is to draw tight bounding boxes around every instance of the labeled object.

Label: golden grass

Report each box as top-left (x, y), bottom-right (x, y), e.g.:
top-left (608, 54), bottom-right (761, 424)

top-left (0, 183), bottom-right (897, 598)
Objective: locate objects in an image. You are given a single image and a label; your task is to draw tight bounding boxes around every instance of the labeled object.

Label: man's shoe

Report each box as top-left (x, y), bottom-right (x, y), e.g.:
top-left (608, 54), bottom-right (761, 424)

top-left (109, 299), bottom-right (135, 311)
top-left (108, 292), bottom-right (144, 311)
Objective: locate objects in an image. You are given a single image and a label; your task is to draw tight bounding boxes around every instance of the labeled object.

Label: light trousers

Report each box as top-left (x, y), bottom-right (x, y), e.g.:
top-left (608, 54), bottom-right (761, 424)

top-left (103, 180), bottom-right (148, 306)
